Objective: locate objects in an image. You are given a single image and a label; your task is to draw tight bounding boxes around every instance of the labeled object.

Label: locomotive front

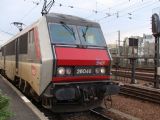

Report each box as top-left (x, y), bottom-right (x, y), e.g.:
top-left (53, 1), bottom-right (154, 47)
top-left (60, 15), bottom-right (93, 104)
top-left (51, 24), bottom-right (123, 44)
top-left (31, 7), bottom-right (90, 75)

top-left (42, 13), bottom-right (119, 112)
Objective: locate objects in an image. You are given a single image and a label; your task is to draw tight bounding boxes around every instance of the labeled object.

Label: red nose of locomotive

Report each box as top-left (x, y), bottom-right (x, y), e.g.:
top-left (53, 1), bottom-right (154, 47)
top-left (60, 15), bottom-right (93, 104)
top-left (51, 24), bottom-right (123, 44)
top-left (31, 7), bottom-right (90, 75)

top-left (53, 46), bottom-right (111, 83)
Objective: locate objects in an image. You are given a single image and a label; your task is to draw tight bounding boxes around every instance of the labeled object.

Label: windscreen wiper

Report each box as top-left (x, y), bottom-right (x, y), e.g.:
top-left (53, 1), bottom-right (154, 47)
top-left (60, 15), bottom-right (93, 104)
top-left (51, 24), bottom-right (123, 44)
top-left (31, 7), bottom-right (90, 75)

top-left (60, 21), bottom-right (76, 40)
top-left (82, 26), bottom-right (89, 41)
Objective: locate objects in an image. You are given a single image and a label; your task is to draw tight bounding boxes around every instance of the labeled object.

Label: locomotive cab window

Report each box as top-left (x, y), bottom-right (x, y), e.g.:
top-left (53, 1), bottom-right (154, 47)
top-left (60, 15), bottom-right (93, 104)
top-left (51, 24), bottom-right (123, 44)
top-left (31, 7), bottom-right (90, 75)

top-left (78, 26), bottom-right (106, 47)
top-left (48, 23), bottom-right (80, 45)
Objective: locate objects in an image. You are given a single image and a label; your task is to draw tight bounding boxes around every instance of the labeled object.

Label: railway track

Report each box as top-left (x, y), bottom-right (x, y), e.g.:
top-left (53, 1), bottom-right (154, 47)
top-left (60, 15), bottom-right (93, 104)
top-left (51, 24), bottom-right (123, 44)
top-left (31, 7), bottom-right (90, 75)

top-left (1, 73), bottom-right (113, 120)
top-left (120, 85), bottom-right (160, 104)
top-left (111, 68), bottom-right (155, 82)
top-left (90, 107), bottom-right (113, 120)
top-left (35, 103), bottom-right (113, 120)
top-left (112, 67), bottom-right (154, 72)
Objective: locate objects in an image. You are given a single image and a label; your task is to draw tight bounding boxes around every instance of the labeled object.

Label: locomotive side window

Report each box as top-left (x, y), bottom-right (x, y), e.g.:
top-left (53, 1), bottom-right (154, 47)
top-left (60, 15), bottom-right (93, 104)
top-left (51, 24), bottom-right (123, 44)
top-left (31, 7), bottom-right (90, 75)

top-left (78, 26), bottom-right (106, 47)
top-left (19, 33), bottom-right (28, 54)
top-left (28, 30), bottom-right (37, 61)
top-left (49, 23), bottom-right (80, 45)
top-left (5, 40), bottom-right (16, 56)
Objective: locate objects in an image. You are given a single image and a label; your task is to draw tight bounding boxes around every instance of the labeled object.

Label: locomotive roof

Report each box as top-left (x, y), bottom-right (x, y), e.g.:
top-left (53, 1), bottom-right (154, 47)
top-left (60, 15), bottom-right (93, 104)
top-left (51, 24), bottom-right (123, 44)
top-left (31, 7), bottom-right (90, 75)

top-left (46, 13), bottom-right (100, 27)
top-left (1, 13), bottom-right (101, 47)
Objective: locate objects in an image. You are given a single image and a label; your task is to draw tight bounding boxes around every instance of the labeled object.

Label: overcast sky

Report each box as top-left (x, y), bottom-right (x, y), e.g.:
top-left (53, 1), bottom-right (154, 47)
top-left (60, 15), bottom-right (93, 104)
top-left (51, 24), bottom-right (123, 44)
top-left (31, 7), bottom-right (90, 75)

top-left (0, 0), bottom-right (160, 45)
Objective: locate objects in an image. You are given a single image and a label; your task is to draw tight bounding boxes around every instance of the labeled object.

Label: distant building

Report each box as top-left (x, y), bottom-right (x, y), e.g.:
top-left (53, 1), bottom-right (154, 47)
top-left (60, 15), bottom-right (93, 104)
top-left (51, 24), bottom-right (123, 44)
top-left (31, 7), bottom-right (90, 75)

top-left (123, 34), bottom-right (154, 58)
top-left (108, 44), bottom-right (123, 57)
top-left (143, 34), bottom-right (154, 58)
top-left (108, 34), bottom-right (155, 67)
top-left (107, 44), bottom-right (117, 49)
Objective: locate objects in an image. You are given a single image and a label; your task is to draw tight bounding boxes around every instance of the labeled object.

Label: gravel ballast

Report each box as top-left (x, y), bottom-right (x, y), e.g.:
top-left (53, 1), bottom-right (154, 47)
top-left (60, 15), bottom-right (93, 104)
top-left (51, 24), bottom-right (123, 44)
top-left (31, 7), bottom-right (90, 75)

top-left (111, 95), bottom-right (160, 120)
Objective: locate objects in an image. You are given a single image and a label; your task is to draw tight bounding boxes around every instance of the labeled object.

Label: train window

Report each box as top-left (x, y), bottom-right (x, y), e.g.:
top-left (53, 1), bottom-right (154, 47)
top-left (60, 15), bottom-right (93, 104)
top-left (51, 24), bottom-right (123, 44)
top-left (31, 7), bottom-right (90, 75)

top-left (28, 33), bottom-right (31, 43)
top-left (28, 30), bottom-right (34, 44)
top-left (2, 47), bottom-right (4, 56)
top-left (19, 33), bottom-right (28, 54)
top-left (32, 32), bottom-right (34, 43)
top-left (48, 23), bottom-right (80, 45)
top-left (28, 30), bottom-right (37, 60)
top-left (5, 40), bottom-right (15, 56)
top-left (78, 26), bottom-right (106, 47)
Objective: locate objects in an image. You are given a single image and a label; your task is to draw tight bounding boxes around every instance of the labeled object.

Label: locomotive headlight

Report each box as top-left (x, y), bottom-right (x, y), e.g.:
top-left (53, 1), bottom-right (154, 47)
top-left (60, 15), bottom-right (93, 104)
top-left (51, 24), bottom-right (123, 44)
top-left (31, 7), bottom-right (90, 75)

top-left (95, 67), bottom-right (106, 74)
top-left (66, 68), bottom-right (72, 75)
top-left (95, 68), bottom-right (100, 74)
top-left (57, 67), bottom-right (65, 75)
top-left (100, 67), bottom-right (106, 74)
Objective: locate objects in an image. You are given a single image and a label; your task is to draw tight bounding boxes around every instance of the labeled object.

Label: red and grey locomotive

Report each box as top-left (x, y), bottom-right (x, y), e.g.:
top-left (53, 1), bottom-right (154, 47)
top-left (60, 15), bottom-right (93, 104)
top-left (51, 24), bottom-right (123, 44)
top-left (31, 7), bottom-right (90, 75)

top-left (0, 13), bottom-right (119, 112)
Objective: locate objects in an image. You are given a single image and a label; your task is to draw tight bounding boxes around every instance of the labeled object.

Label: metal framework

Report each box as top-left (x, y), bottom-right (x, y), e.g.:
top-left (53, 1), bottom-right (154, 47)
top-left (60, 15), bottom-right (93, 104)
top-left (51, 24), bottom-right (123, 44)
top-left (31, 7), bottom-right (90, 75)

top-left (41, 0), bottom-right (55, 16)
top-left (12, 22), bottom-right (25, 31)
top-left (154, 36), bottom-right (160, 88)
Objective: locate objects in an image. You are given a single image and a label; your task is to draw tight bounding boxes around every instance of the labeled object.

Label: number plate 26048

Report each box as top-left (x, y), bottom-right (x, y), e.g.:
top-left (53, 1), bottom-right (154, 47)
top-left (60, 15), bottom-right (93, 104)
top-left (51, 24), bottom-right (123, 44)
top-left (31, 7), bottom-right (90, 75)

top-left (75, 67), bottom-right (94, 76)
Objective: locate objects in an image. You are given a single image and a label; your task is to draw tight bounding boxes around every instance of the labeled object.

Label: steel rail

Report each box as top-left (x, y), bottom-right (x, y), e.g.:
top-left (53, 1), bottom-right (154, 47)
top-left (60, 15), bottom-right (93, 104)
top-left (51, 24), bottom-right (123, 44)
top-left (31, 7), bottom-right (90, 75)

top-left (112, 70), bottom-right (155, 82)
top-left (90, 107), bottom-right (113, 120)
top-left (120, 85), bottom-right (160, 104)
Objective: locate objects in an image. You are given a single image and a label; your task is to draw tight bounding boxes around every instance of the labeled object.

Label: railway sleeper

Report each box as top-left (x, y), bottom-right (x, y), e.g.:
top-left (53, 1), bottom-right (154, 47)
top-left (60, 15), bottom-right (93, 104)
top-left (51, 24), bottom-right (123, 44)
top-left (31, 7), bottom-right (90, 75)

top-left (120, 92), bottom-right (160, 104)
top-left (122, 86), bottom-right (160, 96)
top-left (121, 87), bottom-right (160, 97)
top-left (120, 89), bottom-right (160, 100)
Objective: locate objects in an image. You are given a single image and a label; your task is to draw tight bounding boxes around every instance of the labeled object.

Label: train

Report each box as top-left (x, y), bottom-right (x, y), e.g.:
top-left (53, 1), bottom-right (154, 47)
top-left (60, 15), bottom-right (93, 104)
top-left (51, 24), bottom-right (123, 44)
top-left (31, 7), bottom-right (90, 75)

top-left (0, 13), bottom-right (119, 112)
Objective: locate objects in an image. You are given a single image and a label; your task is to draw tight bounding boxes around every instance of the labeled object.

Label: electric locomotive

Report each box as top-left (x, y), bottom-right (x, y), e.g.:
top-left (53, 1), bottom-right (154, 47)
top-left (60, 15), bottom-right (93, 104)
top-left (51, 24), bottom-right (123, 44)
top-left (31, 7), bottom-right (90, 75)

top-left (0, 13), bottom-right (119, 112)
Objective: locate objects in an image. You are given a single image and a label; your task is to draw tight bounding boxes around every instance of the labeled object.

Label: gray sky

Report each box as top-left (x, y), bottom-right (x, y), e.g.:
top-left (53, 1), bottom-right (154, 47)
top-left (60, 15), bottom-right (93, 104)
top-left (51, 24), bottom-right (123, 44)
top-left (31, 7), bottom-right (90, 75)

top-left (0, 0), bottom-right (160, 45)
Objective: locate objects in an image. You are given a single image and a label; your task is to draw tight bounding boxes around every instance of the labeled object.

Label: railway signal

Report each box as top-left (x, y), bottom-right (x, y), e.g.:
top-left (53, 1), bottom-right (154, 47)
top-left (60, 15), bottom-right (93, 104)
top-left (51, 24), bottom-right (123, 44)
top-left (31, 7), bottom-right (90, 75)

top-left (152, 13), bottom-right (160, 89)
top-left (128, 38), bottom-right (138, 84)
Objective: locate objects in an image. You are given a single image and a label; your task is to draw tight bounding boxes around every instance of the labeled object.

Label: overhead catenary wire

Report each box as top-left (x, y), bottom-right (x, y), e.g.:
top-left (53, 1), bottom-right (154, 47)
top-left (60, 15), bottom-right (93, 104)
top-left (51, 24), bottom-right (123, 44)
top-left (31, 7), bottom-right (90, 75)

top-left (13, 0), bottom-right (160, 30)
top-left (97, 0), bottom-right (153, 21)
top-left (0, 28), bottom-right (14, 36)
top-left (6, 0), bottom-right (43, 36)
top-left (0, 0), bottom-right (41, 40)
top-left (118, 1), bottom-right (159, 19)
top-left (115, 0), bottom-right (158, 16)
top-left (97, 0), bottom-right (131, 13)
top-left (19, 2), bottom-right (41, 22)
top-left (1, 0), bottom-right (159, 42)
top-left (4, 0), bottom-right (158, 25)
top-left (54, 2), bottom-right (94, 12)
top-left (50, 1), bottom-right (132, 20)
top-left (49, 0), bottom-right (157, 22)
top-left (97, 0), bottom-right (159, 22)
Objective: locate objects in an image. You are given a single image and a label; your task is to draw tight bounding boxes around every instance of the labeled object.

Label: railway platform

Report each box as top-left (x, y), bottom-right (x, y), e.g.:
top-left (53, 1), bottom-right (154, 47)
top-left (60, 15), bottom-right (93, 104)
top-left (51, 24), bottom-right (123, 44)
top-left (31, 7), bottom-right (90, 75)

top-left (0, 76), bottom-right (46, 120)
